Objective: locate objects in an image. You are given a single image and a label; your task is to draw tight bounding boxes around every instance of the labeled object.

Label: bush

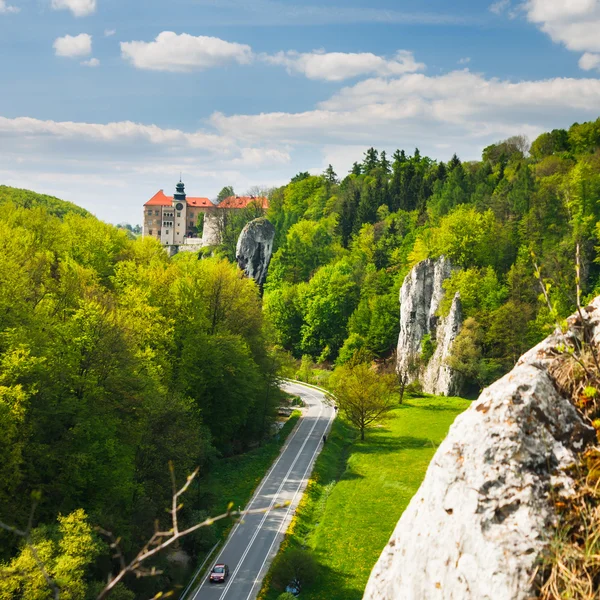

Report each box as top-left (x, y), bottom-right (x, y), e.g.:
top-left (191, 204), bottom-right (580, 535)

top-left (405, 380), bottom-right (423, 395)
top-left (277, 594), bottom-right (298, 600)
top-left (271, 548), bottom-right (318, 592)
top-left (420, 333), bottom-right (436, 363)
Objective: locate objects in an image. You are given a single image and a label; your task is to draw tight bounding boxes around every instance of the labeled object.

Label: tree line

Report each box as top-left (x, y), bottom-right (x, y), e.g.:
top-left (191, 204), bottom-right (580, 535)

top-left (264, 118), bottom-right (600, 393)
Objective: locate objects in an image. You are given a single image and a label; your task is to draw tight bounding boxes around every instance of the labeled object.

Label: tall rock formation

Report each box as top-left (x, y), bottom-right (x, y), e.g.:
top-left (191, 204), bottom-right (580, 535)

top-left (396, 256), bottom-right (462, 396)
top-left (236, 217), bottom-right (275, 287)
top-left (364, 300), bottom-right (599, 600)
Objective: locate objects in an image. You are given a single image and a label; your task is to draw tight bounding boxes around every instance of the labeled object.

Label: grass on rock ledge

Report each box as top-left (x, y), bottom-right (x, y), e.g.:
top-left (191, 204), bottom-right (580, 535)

top-left (260, 395), bottom-right (470, 600)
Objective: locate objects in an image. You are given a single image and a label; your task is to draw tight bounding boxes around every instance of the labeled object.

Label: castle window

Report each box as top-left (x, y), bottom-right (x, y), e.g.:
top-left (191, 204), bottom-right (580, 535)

top-left (189, 221), bottom-right (194, 227)
top-left (177, 212), bottom-right (181, 217)
top-left (166, 230), bottom-right (169, 235)
top-left (148, 229), bottom-right (153, 235)
top-left (154, 210), bottom-right (159, 216)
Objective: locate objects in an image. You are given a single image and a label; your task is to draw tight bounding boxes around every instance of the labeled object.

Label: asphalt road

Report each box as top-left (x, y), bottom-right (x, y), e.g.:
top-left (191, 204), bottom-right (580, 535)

top-left (190, 381), bottom-right (335, 600)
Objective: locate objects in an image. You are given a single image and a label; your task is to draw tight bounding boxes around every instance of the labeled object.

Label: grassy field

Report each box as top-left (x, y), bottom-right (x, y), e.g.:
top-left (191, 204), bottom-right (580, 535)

top-left (260, 395), bottom-right (471, 600)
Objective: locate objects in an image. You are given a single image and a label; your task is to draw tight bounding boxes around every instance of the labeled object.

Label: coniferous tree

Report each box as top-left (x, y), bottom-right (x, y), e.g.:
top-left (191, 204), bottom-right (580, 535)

top-left (324, 164), bottom-right (338, 185)
top-left (362, 148), bottom-right (380, 174)
top-left (380, 151), bottom-right (391, 175)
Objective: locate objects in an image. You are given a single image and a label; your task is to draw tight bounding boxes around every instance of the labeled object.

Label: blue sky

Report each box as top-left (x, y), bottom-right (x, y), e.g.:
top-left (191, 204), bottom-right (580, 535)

top-left (1, 0), bottom-right (600, 223)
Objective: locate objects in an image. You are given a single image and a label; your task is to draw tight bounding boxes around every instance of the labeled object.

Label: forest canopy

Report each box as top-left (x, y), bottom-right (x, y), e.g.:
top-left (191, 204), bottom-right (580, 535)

top-left (0, 188), bottom-right (282, 598)
top-left (264, 118), bottom-right (600, 390)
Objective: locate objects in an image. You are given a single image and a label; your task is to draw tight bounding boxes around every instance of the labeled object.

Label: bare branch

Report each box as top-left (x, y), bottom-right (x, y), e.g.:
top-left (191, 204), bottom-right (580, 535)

top-left (1, 467), bottom-right (290, 600)
top-left (96, 467), bottom-right (289, 600)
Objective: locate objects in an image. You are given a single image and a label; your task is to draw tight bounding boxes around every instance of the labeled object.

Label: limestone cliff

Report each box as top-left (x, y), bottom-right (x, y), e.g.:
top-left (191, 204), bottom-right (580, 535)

top-left (236, 217), bottom-right (275, 287)
top-left (396, 256), bottom-right (462, 396)
top-left (364, 300), bottom-right (600, 600)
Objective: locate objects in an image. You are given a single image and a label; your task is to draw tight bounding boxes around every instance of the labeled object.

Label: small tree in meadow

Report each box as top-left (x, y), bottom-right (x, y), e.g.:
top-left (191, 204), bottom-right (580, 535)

top-left (330, 357), bottom-right (398, 440)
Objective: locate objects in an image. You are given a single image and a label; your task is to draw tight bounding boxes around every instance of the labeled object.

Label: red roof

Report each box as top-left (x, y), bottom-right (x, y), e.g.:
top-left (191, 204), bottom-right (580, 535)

top-left (187, 197), bottom-right (213, 208)
top-left (144, 190), bottom-right (172, 206)
top-left (144, 190), bottom-right (213, 208)
top-left (218, 196), bottom-right (269, 209)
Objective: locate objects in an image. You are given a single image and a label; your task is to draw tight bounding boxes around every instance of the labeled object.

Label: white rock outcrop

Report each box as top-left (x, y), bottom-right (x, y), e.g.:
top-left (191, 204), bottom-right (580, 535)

top-left (236, 217), bottom-right (275, 287)
top-left (422, 292), bottom-right (463, 397)
top-left (364, 301), bottom-right (600, 600)
top-left (201, 213), bottom-right (221, 247)
top-left (396, 257), bottom-right (462, 396)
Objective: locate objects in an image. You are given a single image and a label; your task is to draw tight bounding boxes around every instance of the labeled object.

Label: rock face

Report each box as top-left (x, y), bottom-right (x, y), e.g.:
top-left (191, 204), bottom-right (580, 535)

top-left (422, 292), bottom-right (463, 396)
top-left (363, 301), bottom-right (600, 600)
top-left (201, 213), bottom-right (221, 247)
top-left (396, 256), bottom-right (462, 396)
top-left (236, 217), bottom-right (275, 287)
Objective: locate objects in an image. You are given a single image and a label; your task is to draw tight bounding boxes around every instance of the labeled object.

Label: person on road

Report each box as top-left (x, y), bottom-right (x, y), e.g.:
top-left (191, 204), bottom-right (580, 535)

top-left (322, 434), bottom-right (327, 444)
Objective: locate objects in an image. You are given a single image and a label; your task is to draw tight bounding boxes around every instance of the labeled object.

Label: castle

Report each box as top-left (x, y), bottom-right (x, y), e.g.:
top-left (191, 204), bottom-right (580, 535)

top-left (143, 181), bottom-right (269, 247)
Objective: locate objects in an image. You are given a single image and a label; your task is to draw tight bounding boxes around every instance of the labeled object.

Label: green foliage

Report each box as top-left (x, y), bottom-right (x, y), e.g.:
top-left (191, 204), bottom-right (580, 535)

top-left (430, 206), bottom-right (499, 267)
top-left (297, 260), bottom-right (360, 360)
top-left (0, 188), bottom-right (282, 596)
top-left (217, 185), bottom-right (235, 203)
top-left (420, 334), bottom-right (435, 364)
top-left (0, 186), bottom-right (90, 218)
top-left (271, 549), bottom-right (318, 593)
top-left (0, 509), bottom-right (101, 600)
top-left (267, 217), bottom-right (340, 285)
top-left (330, 361), bottom-right (397, 440)
top-left (440, 266), bottom-right (507, 317)
top-left (264, 118), bottom-right (600, 394)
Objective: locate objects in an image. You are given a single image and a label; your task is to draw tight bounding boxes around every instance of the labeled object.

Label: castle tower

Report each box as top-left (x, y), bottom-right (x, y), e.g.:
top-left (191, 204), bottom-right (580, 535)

top-left (172, 179), bottom-right (188, 245)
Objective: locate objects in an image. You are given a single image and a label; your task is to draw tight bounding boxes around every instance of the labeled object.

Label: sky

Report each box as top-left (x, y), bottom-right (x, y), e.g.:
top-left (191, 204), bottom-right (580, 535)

top-left (1, 0), bottom-right (600, 224)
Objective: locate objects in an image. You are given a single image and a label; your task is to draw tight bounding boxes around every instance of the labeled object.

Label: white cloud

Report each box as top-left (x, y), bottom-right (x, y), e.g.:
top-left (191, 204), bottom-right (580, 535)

top-left (0, 116), bottom-right (234, 152)
top-left (262, 49), bottom-right (424, 82)
top-left (53, 33), bottom-right (92, 58)
top-left (232, 147), bottom-right (291, 166)
top-left (104, 29), bottom-right (116, 37)
top-left (458, 57), bottom-right (471, 65)
top-left (579, 52), bottom-right (600, 71)
top-left (210, 71), bottom-right (600, 148)
top-left (524, 0), bottom-right (600, 55)
top-left (0, 0), bottom-right (19, 13)
top-left (51, 0), bottom-right (96, 17)
top-left (121, 32), bottom-right (253, 72)
top-left (81, 57), bottom-right (100, 67)
top-left (489, 0), bottom-right (510, 15)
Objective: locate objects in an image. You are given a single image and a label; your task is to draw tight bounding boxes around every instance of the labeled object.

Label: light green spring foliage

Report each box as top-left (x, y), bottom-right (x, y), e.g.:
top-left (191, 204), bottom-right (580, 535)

top-left (0, 509), bottom-right (100, 600)
top-left (0, 189), bottom-right (282, 598)
top-left (265, 120), bottom-right (600, 390)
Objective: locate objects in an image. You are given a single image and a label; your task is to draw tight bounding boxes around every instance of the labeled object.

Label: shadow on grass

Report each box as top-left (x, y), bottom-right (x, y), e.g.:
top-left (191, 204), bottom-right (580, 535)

top-left (353, 434), bottom-right (437, 455)
top-left (301, 554), bottom-right (365, 600)
top-left (409, 401), bottom-right (470, 413)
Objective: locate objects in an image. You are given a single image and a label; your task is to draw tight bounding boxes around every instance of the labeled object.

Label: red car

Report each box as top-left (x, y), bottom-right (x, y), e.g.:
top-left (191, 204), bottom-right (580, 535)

top-left (209, 564), bottom-right (229, 584)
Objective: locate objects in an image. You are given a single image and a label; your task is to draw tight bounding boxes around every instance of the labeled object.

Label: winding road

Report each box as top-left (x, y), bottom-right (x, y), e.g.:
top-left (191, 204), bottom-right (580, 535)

top-left (190, 381), bottom-right (335, 600)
